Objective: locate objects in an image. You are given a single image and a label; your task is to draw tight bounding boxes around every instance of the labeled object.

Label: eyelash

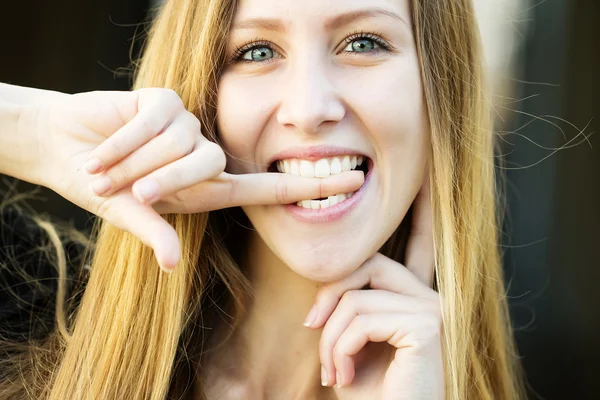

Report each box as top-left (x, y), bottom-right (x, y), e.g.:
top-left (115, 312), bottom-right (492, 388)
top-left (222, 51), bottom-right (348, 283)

top-left (230, 30), bottom-right (392, 64)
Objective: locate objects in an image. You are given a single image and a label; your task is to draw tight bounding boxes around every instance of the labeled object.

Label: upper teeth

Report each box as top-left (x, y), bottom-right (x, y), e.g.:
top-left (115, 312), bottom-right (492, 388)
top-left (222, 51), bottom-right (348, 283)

top-left (276, 155), bottom-right (364, 178)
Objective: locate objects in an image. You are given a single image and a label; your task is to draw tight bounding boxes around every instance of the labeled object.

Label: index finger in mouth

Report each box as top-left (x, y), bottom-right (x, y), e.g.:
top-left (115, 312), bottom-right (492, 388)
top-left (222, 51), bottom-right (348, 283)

top-left (218, 170), bottom-right (365, 208)
top-left (154, 170), bottom-right (365, 213)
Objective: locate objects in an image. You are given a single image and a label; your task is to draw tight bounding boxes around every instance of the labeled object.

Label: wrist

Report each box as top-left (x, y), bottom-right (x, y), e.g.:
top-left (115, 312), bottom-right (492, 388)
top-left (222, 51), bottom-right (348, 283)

top-left (0, 83), bottom-right (69, 187)
top-left (0, 82), bottom-right (66, 106)
top-left (0, 99), bottom-right (45, 185)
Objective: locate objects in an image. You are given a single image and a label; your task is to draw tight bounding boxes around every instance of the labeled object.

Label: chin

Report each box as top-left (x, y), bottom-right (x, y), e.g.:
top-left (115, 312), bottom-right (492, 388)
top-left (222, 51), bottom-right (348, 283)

top-left (275, 240), bottom-right (371, 282)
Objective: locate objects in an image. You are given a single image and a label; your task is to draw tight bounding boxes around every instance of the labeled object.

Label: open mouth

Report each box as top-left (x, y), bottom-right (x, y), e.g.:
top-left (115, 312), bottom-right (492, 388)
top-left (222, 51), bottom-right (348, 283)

top-left (268, 155), bottom-right (371, 209)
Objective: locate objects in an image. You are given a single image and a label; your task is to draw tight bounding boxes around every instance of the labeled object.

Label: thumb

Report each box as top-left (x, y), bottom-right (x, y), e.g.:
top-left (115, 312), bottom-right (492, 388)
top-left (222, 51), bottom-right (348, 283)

top-left (149, 222), bottom-right (181, 273)
top-left (102, 196), bottom-right (181, 272)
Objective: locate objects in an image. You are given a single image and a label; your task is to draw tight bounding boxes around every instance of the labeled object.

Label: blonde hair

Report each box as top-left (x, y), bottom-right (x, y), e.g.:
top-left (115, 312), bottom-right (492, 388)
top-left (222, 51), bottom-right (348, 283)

top-left (0, 0), bottom-right (526, 398)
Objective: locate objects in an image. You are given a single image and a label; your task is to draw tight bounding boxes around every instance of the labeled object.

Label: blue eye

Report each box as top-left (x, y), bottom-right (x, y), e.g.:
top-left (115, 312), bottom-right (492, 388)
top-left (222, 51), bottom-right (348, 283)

top-left (344, 38), bottom-right (379, 53)
top-left (232, 40), bottom-right (280, 64)
top-left (342, 33), bottom-right (390, 55)
top-left (230, 32), bottom-right (391, 64)
top-left (241, 46), bottom-right (275, 62)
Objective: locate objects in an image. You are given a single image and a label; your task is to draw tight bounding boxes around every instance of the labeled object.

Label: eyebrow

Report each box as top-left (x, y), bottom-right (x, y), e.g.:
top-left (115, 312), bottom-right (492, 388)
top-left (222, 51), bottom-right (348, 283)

top-left (231, 7), bottom-right (409, 32)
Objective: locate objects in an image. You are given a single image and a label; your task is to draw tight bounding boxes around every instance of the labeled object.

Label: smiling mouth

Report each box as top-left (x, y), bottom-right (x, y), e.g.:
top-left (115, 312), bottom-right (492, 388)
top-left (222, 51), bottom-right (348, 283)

top-left (269, 154), bottom-right (371, 208)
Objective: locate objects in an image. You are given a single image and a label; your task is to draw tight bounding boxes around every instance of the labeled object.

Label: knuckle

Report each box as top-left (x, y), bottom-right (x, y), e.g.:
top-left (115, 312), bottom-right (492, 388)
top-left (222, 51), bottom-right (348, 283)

top-left (166, 168), bottom-right (185, 190)
top-left (428, 298), bottom-right (443, 320)
top-left (205, 141), bottom-right (225, 160)
top-left (319, 342), bottom-right (331, 363)
top-left (120, 161), bottom-right (134, 182)
top-left (312, 288), bottom-right (329, 305)
top-left (274, 175), bottom-right (289, 203)
top-left (162, 88), bottom-right (182, 106)
top-left (204, 140), bottom-right (218, 152)
top-left (319, 328), bottom-right (334, 348)
top-left (180, 117), bottom-right (198, 146)
top-left (199, 141), bottom-right (226, 173)
top-left (212, 145), bottom-right (227, 171)
top-left (353, 314), bottom-right (369, 331)
top-left (95, 198), bottom-right (113, 220)
top-left (152, 161), bottom-right (180, 185)
top-left (185, 111), bottom-right (202, 131)
top-left (331, 344), bottom-right (343, 363)
top-left (339, 290), bottom-right (360, 308)
top-left (106, 139), bottom-right (123, 158)
top-left (164, 133), bottom-right (191, 156)
top-left (417, 314), bottom-right (442, 340)
top-left (425, 290), bottom-right (441, 303)
top-left (108, 164), bottom-right (131, 188)
top-left (367, 258), bottom-right (384, 279)
top-left (227, 177), bottom-right (239, 205)
top-left (140, 113), bottom-right (164, 137)
top-left (320, 334), bottom-right (335, 357)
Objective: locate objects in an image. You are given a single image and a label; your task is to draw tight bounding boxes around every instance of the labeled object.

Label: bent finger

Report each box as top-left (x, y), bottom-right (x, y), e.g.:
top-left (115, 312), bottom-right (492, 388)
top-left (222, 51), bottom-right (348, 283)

top-left (85, 91), bottom-right (183, 173)
top-left (96, 193), bottom-right (181, 272)
top-left (91, 114), bottom-right (200, 197)
top-left (133, 140), bottom-right (226, 204)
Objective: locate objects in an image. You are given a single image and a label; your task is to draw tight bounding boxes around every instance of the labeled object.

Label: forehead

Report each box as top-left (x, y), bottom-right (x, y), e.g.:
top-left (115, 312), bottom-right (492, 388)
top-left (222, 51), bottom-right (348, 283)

top-left (232, 0), bottom-right (411, 29)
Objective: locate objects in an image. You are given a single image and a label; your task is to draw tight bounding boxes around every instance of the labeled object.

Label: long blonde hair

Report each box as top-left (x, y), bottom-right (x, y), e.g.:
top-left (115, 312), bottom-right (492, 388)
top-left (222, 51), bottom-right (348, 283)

top-left (0, 0), bottom-right (526, 398)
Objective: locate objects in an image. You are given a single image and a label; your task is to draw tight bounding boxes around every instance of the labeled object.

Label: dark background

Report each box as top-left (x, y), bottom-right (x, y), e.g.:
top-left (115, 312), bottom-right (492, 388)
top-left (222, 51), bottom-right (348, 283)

top-left (1, 0), bottom-right (598, 398)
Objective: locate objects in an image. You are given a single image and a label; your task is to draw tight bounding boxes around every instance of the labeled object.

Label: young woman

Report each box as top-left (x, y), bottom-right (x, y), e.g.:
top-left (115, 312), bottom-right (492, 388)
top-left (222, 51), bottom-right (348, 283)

top-left (0, 0), bottom-right (526, 398)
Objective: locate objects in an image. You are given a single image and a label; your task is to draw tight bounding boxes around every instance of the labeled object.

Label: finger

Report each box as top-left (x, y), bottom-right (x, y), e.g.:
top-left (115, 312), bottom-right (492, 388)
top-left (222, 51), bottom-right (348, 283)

top-left (317, 290), bottom-right (436, 387)
top-left (94, 191), bottom-right (181, 272)
top-left (333, 313), bottom-right (442, 388)
top-left (151, 170), bottom-right (365, 214)
top-left (221, 170), bottom-right (365, 207)
top-left (132, 140), bottom-right (226, 204)
top-left (84, 90), bottom-right (184, 174)
top-left (405, 171), bottom-right (434, 286)
top-left (307, 253), bottom-right (434, 330)
top-left (89, 113), bottom-right (199, 197)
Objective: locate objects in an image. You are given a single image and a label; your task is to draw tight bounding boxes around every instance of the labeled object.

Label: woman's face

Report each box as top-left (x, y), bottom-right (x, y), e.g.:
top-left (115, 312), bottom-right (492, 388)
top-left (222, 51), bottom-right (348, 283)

top-left (217, 0), bottom-right (429, 281)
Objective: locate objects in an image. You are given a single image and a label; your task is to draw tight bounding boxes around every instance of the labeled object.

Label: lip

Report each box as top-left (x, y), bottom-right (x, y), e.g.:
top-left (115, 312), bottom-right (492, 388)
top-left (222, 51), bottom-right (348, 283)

top-left (283, 158), bottom-right (374, 224)
top-left (267, 145), bottom-right (371, 167)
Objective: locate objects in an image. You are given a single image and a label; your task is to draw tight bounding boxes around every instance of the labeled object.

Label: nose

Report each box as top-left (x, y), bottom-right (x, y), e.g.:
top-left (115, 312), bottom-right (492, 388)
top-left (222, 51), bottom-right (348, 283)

top-left (276, 56), bottom-right (345, 135)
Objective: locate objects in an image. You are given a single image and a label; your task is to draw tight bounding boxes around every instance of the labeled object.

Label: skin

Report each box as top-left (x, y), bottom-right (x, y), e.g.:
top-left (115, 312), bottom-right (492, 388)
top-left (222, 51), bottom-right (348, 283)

top-left (207, 0), bottom-right (443, 398)
top-left (218, 0), bottom-right (428, 282)
top-left (1, 0), bottom-right (443, 397)
top-left (3, 86), bottom-right (363, 271)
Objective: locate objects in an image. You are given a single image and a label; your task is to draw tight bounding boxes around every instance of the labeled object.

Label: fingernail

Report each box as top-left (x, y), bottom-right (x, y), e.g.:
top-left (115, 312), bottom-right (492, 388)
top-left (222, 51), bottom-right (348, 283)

top-left (84, 157), bottom-right (102, 174)
top-left (336, 371), bottom-right (342, 388)
top-left (90, 176), bottom-right (112, 196)
top-left (157, 255), bottom-right (175, 272)
top-left (303, 304), bottom-right (318, 327)
top-left (133, 179), bottom-right (159, 203)
top-left (159, 262), bottom-right (174, 273)
top-left (321, 365), bottom-right (328, 386)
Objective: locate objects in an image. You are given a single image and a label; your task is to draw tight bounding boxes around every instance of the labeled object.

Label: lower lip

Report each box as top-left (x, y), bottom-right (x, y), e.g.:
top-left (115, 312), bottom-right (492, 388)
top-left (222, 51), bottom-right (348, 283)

top-left (283, 161), bottom-right (374, 224)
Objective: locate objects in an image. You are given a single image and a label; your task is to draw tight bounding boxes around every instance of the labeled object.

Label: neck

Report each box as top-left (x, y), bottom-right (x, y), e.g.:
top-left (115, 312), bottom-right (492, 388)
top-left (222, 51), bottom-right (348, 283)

top-left (202, 230), bottom-right (335, 399)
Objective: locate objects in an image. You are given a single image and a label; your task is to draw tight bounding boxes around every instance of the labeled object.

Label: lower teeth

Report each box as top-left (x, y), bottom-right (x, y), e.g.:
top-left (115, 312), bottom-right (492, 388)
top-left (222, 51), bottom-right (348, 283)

top-left (296, 192), bottom-right (354, 209)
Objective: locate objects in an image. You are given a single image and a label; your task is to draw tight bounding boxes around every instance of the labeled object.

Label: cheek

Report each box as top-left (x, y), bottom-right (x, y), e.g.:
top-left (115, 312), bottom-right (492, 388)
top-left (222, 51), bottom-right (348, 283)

top-left (346, 60), bottom-right (429, 211)
top-left (216, 75), bottom-right (275, 173)
top-left (354, 61), bottom-right (427, 149)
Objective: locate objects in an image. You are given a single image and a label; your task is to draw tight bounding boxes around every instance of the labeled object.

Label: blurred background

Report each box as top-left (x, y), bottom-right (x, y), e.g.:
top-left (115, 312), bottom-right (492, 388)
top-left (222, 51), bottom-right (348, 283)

top-left (0, 0), bottom-right (598, 398)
